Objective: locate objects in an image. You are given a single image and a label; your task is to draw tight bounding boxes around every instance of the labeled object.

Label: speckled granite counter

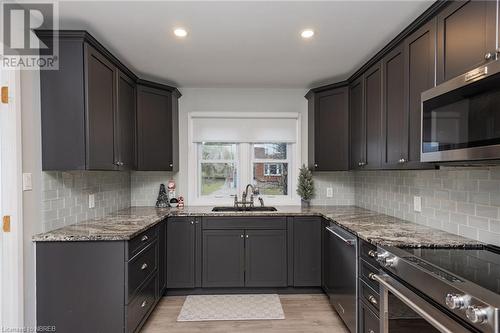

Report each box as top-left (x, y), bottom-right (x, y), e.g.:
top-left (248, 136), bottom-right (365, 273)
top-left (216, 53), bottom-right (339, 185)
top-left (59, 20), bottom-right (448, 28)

top-left (32, 205), bottom-right (482, 248)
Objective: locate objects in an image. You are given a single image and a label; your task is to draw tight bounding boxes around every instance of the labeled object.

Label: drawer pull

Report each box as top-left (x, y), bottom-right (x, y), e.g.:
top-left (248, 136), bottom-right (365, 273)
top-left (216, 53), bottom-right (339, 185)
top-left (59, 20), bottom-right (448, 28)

top-left (141, 235), bottom-right (149, 242)
top-left (368, 295), bottom-right (378, 305)
top-left (141, 300), bottom-right (147, 308)
top-left (368, 330), bottom-right (375, 333)
top-left (368, 250), bottom-right (378, 258)
top-left (141, 263), bottom-right (148, 270)
top-left (368, 272), bottom-right (377, 280)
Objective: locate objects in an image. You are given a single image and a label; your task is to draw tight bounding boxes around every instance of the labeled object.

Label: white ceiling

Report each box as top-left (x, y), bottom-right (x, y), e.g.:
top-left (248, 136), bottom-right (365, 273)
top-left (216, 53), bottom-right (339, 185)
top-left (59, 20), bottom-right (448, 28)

top-left (57, 1), bottom-right (433, 88)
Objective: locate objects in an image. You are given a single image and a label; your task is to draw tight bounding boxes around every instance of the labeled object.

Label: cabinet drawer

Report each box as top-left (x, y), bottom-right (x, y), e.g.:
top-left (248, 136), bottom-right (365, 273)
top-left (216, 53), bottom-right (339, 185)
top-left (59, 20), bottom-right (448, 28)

top-left (359, 258), bottom-right (379, 290)
top-left (360, 279), bottom-right (380, 313)
top-left (128, 242), bottom-right (157, 301)
top-left (359, 299), bottom-right (380, 333)
top-left (126, 275), bottom-right (157, 333)
top-left (359, 239), bottom-right (378, 267)
top-left (203, 217), bottom-right (286, 230)
top-left (128, 226), bottom-right (158, 258)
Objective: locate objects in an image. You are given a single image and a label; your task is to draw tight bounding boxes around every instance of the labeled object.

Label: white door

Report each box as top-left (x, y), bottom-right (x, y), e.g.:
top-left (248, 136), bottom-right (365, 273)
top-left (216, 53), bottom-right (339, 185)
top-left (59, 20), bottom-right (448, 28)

top-left (0, 61), bottom-right (24, 329)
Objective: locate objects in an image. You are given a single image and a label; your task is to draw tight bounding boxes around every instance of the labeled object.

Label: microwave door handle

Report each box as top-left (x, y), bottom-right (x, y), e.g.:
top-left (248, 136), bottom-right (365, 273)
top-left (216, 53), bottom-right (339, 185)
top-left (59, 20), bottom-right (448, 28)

top-left (325, 226), bottom-right (356, 246)
top-left (373, 274), bottom-right (472, 333)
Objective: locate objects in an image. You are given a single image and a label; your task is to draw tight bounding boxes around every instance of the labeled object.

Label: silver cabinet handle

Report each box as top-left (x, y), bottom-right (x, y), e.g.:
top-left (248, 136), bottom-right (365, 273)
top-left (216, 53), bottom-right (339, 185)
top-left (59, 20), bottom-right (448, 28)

top-left (141, 235), bottom-right (149, 242)
top-left (169, 163), bottom-right (173, 167)
top-left (240, 234), bottom-right (244, 238)
top-left (246, 235), bottom-right (249, 238)
top-left (368, 330), bottom-right (375, 333)
top-left (141, 263), bottom-right (148, 270)
top-left (141, 300), bottom-right (147, 308)
top-left (398, 158), bottom-right (406, 163)
top-left (368, 295), bottom-right (378, 305)
top-left (314, 163), bottom-right (318, 168)
top-left (358, 161), bottom-right (363, 166)
top-left (485, 52), bottom-right (494, 60)
top-left (191, 221), bottom-right (194, 224)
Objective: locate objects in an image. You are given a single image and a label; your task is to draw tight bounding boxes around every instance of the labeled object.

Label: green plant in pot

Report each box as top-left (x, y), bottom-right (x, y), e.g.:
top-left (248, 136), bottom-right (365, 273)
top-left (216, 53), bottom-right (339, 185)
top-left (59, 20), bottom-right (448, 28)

top-left (297, 164), bottom-right (314, 208)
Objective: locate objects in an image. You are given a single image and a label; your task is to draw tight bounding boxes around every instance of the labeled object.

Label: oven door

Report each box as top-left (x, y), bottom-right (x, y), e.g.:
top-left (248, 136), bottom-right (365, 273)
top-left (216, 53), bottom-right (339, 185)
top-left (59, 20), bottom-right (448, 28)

top-left (421, 60), bottom-right (500, 162)
top-left (373, 274), bottom-right (474, 333)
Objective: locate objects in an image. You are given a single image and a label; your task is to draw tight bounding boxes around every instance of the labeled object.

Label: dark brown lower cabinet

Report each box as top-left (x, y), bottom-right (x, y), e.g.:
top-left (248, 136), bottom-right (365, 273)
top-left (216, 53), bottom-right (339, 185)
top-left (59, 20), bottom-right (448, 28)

top-left (36, 224), bottom-right (163, 333)
top-left (166, 217), bottom-right (202, 289)
top-left (293, 217), bottom-right (322, 286)
top-left (359, 300), bottom-right (380, 333)
top-left (201, 228), bottom-right (287, 288)
top-left (202, 230), bottom-right (245, 288)
top-left (245, 229), bottom-right (288, 287)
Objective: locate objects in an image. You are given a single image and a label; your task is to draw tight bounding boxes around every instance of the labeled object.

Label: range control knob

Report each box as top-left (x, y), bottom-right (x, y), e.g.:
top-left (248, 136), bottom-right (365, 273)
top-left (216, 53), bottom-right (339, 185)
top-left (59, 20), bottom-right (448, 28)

top-left (445, 293), bottom-right (468, 310)
top-left (466, 305), bottom-right (489, 324)
top-left (376, 252), bottom-right (397, 267)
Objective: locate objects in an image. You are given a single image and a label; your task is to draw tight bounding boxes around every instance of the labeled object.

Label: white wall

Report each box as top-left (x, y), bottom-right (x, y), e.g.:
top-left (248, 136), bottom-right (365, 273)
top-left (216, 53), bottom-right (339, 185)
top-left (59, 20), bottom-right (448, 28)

top-left (176, 88), bottom-right (308, 205)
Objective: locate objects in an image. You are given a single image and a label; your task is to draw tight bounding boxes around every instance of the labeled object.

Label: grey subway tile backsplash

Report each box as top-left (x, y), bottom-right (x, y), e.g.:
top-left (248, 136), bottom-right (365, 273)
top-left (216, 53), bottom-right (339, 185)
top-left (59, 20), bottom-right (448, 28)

top-left (41, 171), bottom-right (130, 232)
top-left (131, 171), bottom-right (174, 206)
top-left (354, 166), bottom-right (500, 246)
top-left (310, 172), bottom-right (355, 206)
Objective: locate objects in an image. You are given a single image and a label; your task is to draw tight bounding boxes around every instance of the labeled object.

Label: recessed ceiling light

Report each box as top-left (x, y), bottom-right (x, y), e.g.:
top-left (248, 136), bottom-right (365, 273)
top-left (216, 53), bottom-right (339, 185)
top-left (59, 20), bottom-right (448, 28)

top-left (301, 29), bottom-right (314, 39)
top-left (174, 28), bottom-right (188, 38)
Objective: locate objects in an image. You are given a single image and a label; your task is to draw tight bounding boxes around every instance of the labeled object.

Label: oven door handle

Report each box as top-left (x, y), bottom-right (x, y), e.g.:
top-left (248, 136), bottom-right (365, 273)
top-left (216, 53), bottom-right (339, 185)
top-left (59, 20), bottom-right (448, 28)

top-left (373, 274), bottom-right (472, 333)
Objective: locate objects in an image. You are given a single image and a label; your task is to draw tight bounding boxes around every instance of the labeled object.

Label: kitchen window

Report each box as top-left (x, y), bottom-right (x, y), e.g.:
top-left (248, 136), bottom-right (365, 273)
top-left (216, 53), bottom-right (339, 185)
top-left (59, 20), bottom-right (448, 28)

top-left (198, 143), bottom-right (238, 197)
top-left (196, 142), bottom-right (292, 200)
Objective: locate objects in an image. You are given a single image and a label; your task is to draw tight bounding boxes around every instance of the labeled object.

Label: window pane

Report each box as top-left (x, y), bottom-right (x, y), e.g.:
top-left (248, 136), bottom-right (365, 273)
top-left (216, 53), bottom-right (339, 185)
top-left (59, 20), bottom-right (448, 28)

top-left (201, 163), bottom-right (237, 196)
top-left (253, 143), bottom-right (287, 159)
top-left (201, 143), bottom-right (237, 160)
top-left (253, 162), bottom-right (288, 195)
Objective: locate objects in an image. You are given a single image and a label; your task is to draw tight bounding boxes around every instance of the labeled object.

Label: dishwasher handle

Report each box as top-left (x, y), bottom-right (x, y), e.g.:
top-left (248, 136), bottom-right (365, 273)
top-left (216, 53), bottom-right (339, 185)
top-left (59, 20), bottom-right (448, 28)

top-left (325, 226), bottom-right (356, 246)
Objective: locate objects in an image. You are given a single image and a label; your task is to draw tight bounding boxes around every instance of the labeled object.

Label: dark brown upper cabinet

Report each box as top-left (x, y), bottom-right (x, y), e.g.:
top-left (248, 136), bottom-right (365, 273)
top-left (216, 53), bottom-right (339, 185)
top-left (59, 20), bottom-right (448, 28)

top-left (349, 76), bottom-right (365, 170)
top-left (364, 63), bottom-right (382, 170)
top-left (37, 31), bottom-right (180, 171)
top-left (404, 19), bottom-right (437, 168)
top-left (84, 44), bottom-right (117, 170)
top-left (437, 0), bottom-right (497, 84)
top-left (307, 86), bottom-right (349, 171)
top-left (136, 82), bottom-right (180, 171)
top-left (115, 71), bottom-right (137, 170)
top-left (381, 45), bottom-right (406, 168)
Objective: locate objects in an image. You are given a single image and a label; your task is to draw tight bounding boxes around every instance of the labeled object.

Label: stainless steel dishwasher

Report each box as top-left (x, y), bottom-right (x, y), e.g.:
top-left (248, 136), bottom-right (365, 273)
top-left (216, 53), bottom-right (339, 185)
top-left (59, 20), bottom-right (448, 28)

top-left (324, 223), bottom-right (357, 333)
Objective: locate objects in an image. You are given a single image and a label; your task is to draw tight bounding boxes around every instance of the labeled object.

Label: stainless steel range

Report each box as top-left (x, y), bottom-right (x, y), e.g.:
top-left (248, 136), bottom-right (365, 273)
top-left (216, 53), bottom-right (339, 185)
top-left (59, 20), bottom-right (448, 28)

top-left (371, 245), bottom-right (500, 333)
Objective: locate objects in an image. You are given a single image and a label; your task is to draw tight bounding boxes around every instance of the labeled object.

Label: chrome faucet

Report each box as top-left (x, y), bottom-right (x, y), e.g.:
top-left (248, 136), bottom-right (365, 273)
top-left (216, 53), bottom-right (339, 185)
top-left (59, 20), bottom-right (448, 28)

top-left (234, 184), bottom-right (260, 208)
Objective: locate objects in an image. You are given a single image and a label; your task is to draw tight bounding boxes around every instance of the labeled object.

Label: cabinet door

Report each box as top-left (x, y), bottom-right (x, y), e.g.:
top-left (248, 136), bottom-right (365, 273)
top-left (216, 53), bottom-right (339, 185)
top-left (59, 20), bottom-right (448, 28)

top-left (85, 44), bottom-right (116, 170)
top-left (245, 230), bottom-right (287, 287)
top-left (167, 217), bottom-right (196, 288)
top-left (364, 63), bottom-right (382, 169)
top-left (382, 45), bottom-right (406, 167)
top-left (293, 217), bottom-right (321, 287)
top-left (115, 71), bottom-right (136, 170)
top-left (158, 221), bottom-right (167, 296)
top-left (137, 85), bottom-right (173, 171)
top-left (437, 0), bottom-right (497, 83)
top-left (359, 300), bottom-right (380, 333)
top-left (202, 230), bottom-right (245, 287)
top-left (312, 87), bottom-right (349, 171)
top-left (404, 19), bottom-right (437, 167)
top-left (350, 77), bottom-right (365, 169)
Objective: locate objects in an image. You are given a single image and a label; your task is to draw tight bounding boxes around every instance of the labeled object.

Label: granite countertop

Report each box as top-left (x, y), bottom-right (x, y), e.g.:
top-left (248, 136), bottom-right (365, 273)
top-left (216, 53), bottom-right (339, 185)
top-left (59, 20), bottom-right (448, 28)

top-left (32, 205), bottom-right (482, 248)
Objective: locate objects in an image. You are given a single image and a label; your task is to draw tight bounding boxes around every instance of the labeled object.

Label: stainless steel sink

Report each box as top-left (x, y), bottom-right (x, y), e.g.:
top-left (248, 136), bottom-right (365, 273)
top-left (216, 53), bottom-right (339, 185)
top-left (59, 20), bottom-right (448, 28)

top-left (212, 206), bottom-right (278, 212)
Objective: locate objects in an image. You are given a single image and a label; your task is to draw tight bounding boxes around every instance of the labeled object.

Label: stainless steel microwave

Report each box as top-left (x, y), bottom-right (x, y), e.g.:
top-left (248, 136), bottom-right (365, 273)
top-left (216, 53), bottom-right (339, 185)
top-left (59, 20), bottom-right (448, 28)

top-left (421, 60), bottom-right (500, 163)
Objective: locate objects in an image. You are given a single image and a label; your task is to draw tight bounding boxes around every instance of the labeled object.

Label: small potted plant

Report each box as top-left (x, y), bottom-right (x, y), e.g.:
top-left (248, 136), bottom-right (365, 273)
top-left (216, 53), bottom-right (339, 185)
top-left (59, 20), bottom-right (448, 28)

top-left (297, 164), bottom-right (314, 208)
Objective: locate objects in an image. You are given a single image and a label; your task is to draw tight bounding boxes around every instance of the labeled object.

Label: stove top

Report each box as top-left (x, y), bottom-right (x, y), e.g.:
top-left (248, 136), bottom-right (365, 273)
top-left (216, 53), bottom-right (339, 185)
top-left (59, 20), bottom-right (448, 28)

top-left (404, 246), bottom-right (500, 295)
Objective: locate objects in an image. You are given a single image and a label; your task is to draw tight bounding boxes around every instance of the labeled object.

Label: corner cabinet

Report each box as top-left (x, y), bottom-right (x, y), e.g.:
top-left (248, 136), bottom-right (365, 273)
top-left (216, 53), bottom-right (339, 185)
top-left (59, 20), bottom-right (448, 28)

top-left (37, 30), bottom-right (180, 171)
top-left (307, 86), bottom-right (350, 171)
top-left (136, 82), bottom-right (180, 171)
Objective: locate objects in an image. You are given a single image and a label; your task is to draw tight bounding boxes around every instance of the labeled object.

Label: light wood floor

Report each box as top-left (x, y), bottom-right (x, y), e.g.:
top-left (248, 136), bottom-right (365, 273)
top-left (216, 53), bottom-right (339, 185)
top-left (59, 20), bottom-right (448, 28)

top-left (141, 294), bottom-right (350, 333)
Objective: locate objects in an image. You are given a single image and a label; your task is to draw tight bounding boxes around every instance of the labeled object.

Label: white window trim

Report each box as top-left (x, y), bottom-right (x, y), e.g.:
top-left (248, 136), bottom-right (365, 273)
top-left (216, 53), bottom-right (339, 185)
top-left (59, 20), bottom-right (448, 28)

top-left (188, 112), bottom-right (301, 206)
top-left (0, 58), bottom-right (24, 328)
